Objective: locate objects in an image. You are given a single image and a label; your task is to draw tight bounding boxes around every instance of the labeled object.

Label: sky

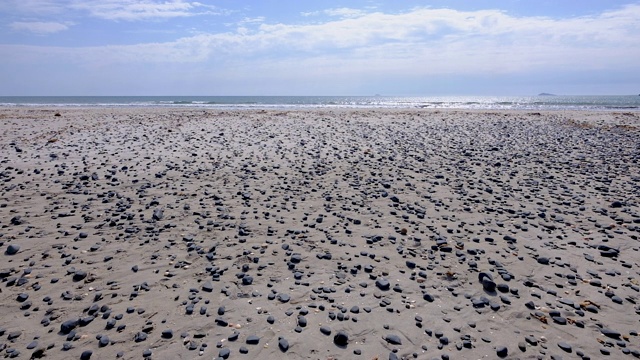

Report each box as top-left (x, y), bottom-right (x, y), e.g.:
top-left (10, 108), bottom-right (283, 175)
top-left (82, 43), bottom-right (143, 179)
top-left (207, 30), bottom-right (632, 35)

top-left (1, 0), bottom-right (639, 96)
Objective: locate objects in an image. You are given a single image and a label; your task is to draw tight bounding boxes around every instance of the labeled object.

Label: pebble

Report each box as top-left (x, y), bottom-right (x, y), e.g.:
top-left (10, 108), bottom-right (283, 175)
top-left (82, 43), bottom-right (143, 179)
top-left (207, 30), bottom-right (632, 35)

top-left (496, 346), bottom-right (508, 357)
top-left (5, 244), bottom-right (20, 255)
top-left (385, 334), bottom-right (402, 345)
top-left (558, 342), bottom-right (572, 352)
top-left (246, 335), bottom-right (260, 345)
top-left (334, 331), bottom-right (349, 346)
top-left (376, 278), bottom-right (391, 291)
top-left (278, 337), bottom-right (289, 352)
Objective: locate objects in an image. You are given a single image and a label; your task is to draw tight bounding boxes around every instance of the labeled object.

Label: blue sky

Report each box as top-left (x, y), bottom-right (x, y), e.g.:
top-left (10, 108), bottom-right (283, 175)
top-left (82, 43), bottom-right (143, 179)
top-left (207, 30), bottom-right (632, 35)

top-left (1, 0), bottom-right (639, 95)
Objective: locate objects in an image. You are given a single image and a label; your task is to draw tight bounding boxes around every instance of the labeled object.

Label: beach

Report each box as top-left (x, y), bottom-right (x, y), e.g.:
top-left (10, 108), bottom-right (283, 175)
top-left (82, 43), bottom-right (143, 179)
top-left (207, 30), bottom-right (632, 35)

top-left (1, 107), bottom-right (639, 360)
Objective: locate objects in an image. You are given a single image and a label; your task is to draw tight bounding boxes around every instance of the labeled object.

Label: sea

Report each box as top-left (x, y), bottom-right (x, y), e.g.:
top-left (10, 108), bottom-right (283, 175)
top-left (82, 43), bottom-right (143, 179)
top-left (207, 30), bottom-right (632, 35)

top-left (0, 95), bottom-right (639, 111)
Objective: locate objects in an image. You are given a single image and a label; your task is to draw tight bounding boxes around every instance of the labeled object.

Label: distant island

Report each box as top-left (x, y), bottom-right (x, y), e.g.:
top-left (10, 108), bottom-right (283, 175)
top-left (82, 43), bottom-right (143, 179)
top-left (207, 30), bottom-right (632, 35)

top-left (538, 93), bottom-right (557, 96)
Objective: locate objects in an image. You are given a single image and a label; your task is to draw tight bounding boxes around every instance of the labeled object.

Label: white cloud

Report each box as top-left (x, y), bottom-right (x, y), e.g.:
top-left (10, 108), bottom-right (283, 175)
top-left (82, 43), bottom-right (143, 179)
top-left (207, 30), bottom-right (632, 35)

top-left (0, 0), bottom-right (66, 15)
top-left (302, 7), bottom-right (367, 19)
top-left (2, 4), bottom-right (640, 87)
top-left (0, 0), bottom-right (229, 22)
top-left (9, 21), bottom-right (71, 34)
top-left (68, 0), bottom-right (221, 21)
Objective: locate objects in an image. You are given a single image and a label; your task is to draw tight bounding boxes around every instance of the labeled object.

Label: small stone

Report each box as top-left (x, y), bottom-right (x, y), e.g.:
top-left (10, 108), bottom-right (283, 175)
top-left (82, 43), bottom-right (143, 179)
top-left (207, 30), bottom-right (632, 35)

top-left (385, 334), bottom-right (402, 345)
top-left (152, 208), bottom-right (163, 221)
top-left (99, 335), bottom-right (109, 347)
top-left (320, 326), bottom-right (332, 335)
top-left (482, 278), bottom-right (496, 292)
top-left (80, 350), bottom-right (92, 360)
top-left (525, 335), bottom-right (538, 345)
top-left (202, 281), bottom-right (213, 292)
top-left (73, 271), bottom-right (87, 281)
top-left (537, 257), bottom-right (550, 265)
top-left (60, 319), bottom-right (78, 334)
top-left (334, 331), bottom-right (349, 346)
top-left (496, 346), bottom-right (508, 357)
top-left (601, 328), bottom-right (621, 339)
top-left (558, 342), bottom-right (572, 352)
top-left (134, 332), bottom-right (147, 342)
top-left (376, 278), bottom-right (390, 290)
top-left (218, 348), bottom-right (230, 359)
top-left (246, 335), bottom-right (260, 345)
top-left (518, 342), bottom-right (526, 351)
top-left (5, 244), bottom-right (20, 255)
top-left (278, 337), bottom-right (289, 352)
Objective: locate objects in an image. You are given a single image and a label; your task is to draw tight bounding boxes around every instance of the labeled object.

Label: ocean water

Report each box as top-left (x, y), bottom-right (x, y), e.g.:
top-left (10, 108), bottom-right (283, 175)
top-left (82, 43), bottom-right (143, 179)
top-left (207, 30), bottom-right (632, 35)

top-left (0, 95), bottom-right (639, 111)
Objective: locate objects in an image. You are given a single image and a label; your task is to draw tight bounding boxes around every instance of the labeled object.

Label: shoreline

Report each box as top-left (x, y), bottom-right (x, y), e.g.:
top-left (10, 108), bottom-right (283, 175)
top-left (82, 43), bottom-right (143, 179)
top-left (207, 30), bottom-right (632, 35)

top-left (1, 107), bottom-right (639, 360)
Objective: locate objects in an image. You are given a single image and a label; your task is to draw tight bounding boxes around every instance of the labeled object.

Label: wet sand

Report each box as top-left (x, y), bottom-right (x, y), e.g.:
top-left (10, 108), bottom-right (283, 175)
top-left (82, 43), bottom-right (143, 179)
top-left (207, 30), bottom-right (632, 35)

top-left (1, 107), bottom-right (639, 360)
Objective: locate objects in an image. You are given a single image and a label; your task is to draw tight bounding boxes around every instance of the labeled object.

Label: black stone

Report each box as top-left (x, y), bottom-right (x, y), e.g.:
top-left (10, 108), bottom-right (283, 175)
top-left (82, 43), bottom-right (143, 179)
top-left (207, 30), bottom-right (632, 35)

top-left (60, 319), bottom-right (78, 334)
top-left (320, 326), bottom-right (332, 335)
top-left (278, 337), bottom-right (289, 352)
top-left (99, 335), bottom-right (109, 347)
top-left (246, 335), bottom-right (260, 345)
top-left (73, 271), bottom-right (87, 281)
top-left (376, 278), bottom-right (390, 291)
top-left (601, 328), bottom-right (621, 339)
top-left (202, 281), bottom-right (213, 292)
top-left (496, 346), bottom-right (508, 357)
top-left (537, 257), bottom-right (550, 265)
top-left (5, 244), bottom-right (20, 255)
top-left (482, 278), bottom-right (497, 292)
top-left (385, 334), bottom-right (402, 345)
top-left (334, 331), bottom-right (349, 346)
top-left (558, 342), bottom-right (572, 352)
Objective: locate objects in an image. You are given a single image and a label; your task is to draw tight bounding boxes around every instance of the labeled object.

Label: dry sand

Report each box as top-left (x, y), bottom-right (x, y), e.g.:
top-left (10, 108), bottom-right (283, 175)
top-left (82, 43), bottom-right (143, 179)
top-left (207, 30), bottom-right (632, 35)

top-left (1, 107), bottom-right (639, 360)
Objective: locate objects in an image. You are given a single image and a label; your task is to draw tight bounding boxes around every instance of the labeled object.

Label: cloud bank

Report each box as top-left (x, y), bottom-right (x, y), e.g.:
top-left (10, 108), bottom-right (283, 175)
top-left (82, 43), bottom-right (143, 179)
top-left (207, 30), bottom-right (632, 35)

top-left (10, 21), bottom-right (71, 34)
top-left (1, 3), bottom-right (639, 95)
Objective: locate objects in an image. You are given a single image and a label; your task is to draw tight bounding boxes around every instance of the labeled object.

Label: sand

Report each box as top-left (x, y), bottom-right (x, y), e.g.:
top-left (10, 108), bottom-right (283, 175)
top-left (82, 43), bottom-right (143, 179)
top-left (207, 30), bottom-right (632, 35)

top-left (0, 107), bottom-right (639, 360)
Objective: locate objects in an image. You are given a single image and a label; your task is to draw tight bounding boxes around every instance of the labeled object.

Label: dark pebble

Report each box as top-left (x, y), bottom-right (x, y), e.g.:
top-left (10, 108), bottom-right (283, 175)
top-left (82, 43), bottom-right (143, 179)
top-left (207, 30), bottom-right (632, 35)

top-left (558, 342), bottom-right (572, 352)
top-left (5, 244), bottom-right (20, 255)
top-left (99, 335), bottom-right (109, 347)
top-left (376, 278), bottom-right (390, 291)
top-left (278, 337), bottom-right (289, 352)
top-left (496, 346), bottom-right (508, 357)
top-left (246, 335), bottom-right (260, 345)
top-left (334, 331), bottom-right (349, 346)
top-left (385, 334), bottom-right (402, 345)
top-left (219, 348), bottom-right (230, 359)
top-left (60, 319), bottom-right (78, 334)
top-left (482, 278), bottom-right (497, 292)
top-left (320, 326), bottom-right (332, 335)
top-left (601, 328), bottom-right (621, 338)
top-left (73, 271), bottom-right (87, 281)
top-left (537, 257), bottom-right (550, 265)
top-left (134, 332), bottom-right (147, 342)
top-left (202, 281), bottom-right (213, 292)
